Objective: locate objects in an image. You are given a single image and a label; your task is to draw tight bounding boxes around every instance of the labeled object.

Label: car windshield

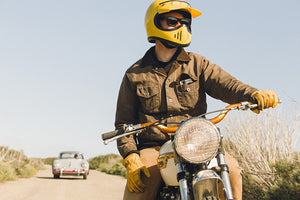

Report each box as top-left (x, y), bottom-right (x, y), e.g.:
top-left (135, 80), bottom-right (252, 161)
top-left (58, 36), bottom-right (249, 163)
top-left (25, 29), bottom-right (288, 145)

top-left (60, 153), bottom-right (84, 159)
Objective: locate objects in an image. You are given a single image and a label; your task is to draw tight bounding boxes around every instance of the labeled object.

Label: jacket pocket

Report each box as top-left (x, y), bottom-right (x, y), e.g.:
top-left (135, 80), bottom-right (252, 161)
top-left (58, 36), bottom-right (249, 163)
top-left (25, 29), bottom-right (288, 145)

top-left (136, 85), bottom-right (160, 113)
top-left (176, 80), bottom-right (199, 109)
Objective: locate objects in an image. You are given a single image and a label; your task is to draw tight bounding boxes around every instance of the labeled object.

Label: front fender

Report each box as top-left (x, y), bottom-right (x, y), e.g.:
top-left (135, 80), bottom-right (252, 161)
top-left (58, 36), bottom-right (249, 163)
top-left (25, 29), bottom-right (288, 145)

top-left (193, 170), bottom-right (222, 200)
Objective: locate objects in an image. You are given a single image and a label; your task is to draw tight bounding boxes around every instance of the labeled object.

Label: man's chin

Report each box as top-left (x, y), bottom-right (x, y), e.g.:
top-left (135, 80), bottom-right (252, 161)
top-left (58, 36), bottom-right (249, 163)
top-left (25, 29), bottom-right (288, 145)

top-left (161, 41), bottom-right (178, 49)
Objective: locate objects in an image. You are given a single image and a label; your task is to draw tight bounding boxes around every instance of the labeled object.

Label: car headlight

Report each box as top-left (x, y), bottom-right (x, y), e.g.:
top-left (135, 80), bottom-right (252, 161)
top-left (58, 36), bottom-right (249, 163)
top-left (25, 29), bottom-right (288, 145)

top-left (81, 162), bottom-right (88, 168)
top-left (174, 117), bottom-right (220, 164)
top-left (53, 161), bottom-right (60, 168)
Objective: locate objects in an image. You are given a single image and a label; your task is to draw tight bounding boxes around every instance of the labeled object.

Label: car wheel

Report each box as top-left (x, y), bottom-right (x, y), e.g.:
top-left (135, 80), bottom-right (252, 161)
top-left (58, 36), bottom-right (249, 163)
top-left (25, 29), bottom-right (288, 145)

top-left (83, 174), bottom-right (87, 180)
top-left (54, 174), bottom-right (60, 179)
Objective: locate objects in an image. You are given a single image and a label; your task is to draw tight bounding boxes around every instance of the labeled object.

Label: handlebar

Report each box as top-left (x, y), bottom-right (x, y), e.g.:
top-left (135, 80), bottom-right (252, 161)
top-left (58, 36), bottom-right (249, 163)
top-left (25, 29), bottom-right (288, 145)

top-left (101, 102), bottom-right (258, 145)
top-left (102, 129), bottom-right (124, 141)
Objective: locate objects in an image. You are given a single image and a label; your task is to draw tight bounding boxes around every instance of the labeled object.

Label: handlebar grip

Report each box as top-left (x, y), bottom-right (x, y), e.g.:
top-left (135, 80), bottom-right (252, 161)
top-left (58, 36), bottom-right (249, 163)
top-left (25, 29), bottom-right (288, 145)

top-left (250, 97), bottom-right (258, 104)
top-left (101, 129), bottom-right (124, 141)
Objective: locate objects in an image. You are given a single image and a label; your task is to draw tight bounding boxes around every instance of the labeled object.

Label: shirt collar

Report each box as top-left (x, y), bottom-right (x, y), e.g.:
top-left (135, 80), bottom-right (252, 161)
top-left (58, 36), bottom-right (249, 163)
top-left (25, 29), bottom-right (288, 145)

top-left (140, 46), bottom-right (190, 68)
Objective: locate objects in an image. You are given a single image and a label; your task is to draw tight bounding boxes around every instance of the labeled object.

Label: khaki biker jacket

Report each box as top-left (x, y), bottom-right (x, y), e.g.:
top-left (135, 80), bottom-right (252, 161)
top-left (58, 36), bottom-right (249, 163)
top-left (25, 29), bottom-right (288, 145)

top-left (115, 47), bottom-right (258, 158)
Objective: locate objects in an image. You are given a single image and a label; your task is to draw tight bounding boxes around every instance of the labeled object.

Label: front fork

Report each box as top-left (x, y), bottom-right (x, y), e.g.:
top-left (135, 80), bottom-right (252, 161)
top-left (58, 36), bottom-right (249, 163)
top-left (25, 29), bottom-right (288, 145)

top-left (173, 138), bottom-right (234, 200)
top-left (176, 163), bottom-right (190, 200)
top-left (217, 137), bottom-right (234, 200)
top-left (174, 152), bottom-right (190, 200)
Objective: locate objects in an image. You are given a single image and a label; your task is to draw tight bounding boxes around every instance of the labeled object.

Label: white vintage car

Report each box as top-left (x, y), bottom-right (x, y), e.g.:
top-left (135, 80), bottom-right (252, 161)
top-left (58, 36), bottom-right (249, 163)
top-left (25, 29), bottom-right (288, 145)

top-left (52, 151), bottom-right (89, 179)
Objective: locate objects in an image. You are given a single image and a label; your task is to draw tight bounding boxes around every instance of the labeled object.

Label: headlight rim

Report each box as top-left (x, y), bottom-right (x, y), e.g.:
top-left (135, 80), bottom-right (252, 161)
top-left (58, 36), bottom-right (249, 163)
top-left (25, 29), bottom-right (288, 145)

top-left (174, 117), bottom-right (221, 164)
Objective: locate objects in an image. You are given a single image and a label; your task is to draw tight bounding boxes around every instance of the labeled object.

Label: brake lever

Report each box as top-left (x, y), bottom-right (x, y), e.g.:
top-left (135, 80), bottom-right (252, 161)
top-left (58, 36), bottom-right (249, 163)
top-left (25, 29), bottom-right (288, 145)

top-left (103, 122), bottom-right (159, 145)
top-left (237, 99), bottom-right (281, 111)
top-left (103, 128), bottom-right (144, 145)
top-left (237, 102), bottom-right (258, 110)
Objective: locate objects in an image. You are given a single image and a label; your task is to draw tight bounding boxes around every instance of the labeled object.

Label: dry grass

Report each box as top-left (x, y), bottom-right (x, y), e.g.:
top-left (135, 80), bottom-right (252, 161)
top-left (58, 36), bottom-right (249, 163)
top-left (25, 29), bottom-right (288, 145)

top-left (0, 146), bottom-right (44, 182)
top-left (222, 107), bottom-right (300, 190)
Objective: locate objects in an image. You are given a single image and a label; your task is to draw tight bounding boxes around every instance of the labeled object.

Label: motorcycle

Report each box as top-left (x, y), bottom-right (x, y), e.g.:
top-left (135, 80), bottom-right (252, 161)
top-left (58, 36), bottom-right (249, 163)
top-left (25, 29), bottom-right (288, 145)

top-left (101, 102), bottom-right (258, 200)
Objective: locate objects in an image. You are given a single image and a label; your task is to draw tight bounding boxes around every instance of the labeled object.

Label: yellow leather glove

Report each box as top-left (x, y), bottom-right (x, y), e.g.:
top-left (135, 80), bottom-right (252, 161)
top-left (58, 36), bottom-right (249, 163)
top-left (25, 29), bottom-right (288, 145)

top-left (251, 90), bottom-right (279, 114)
top-left (122, 153), bottom-right (150, 193)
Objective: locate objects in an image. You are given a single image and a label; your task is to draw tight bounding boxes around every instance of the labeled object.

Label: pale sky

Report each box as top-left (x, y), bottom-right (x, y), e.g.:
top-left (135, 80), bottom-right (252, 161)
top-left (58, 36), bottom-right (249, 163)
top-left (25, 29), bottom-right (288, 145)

top-left (0, 0), bottom-right (299, 159)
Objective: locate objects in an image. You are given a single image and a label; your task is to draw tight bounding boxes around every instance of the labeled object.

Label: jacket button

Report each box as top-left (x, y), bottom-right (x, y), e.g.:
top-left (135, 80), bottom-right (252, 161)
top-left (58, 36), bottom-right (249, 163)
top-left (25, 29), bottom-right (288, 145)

top-left (169, 99), bottom-right (173, 103)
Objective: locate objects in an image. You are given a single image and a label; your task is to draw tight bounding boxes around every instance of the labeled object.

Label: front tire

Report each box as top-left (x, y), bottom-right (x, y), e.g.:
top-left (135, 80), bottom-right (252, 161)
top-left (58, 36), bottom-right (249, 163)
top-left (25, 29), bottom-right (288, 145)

top-left (83, 174), bottom-right (87, 180)
top-left (203, 196), bottom-right (219, 200)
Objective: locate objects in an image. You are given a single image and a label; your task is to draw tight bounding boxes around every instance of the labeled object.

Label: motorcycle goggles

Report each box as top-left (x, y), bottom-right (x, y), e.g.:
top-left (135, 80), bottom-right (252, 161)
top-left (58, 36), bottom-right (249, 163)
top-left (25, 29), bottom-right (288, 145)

top-left (160, 16), bottom-right (191, 28)
top-left (155, 11), bottom-right (192, 33)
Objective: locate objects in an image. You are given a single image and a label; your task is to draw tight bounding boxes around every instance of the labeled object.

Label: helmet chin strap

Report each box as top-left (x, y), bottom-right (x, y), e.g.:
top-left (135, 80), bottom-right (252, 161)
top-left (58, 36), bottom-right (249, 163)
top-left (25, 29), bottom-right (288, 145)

top-left (161, 40), bottom-right (178, 49)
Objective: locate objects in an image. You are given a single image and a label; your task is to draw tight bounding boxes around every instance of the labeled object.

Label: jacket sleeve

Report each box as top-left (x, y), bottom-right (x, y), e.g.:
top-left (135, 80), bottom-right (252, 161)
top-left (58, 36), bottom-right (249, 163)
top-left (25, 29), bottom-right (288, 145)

top-left (115, 73), bottom-right (139, 158)
top-left (200, 56), bottom-right (258, 104)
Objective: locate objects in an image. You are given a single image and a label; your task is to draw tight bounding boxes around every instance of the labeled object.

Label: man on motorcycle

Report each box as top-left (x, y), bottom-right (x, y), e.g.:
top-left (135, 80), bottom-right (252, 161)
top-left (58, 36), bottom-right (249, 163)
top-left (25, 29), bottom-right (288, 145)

top-left (115, 1), bottom-right (279, 200)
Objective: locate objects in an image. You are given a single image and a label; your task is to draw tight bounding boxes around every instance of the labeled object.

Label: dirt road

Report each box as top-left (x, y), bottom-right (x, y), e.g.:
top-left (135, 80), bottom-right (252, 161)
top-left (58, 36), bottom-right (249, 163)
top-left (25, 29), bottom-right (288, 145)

top-left (0, 165), bottom-right (126, 200)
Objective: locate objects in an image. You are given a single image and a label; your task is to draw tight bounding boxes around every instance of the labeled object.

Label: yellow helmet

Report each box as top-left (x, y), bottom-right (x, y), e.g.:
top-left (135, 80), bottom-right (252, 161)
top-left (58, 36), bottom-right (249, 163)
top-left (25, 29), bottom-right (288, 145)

top-left (145, 0), bottom-right (202, 47)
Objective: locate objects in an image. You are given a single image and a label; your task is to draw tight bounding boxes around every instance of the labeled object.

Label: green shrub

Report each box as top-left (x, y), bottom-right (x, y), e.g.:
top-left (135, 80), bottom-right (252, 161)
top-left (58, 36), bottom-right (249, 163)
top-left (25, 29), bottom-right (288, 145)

top-left (89, 154), bottom-right (121, 169)
top-left (89, 154), bottom-right (126, 177)
top-left (242, 172), bottom-right (266, 200)
top-left (42, 157), bottom-right (57, 165)
top-left (14, 164), bottom-right (37, 178)
top-left (107, 163), bottom-right (126, 176)
top-left (267, 158), bottom-right (300, 200)
top-left (242, 158), bottom-right (300, 200)
top-left (0, 162), bottom-right (17, 182)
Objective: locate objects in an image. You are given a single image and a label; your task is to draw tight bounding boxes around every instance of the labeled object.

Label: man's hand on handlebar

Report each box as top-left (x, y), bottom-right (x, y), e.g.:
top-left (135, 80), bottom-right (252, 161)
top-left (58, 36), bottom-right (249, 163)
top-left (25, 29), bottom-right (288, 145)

top-left (251, 90), bottom-right (279, 114)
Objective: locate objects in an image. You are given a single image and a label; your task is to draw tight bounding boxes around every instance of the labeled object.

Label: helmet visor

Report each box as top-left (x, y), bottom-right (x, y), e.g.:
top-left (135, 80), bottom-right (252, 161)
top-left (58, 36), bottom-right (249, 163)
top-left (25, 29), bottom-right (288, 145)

top-left (157, 1), bottom-right (202, 18)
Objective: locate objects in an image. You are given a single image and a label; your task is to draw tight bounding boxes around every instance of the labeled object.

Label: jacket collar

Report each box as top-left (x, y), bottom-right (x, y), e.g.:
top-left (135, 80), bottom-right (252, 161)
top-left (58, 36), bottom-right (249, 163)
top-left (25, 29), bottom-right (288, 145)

top-left (140, 46), bottom-right (190, 68)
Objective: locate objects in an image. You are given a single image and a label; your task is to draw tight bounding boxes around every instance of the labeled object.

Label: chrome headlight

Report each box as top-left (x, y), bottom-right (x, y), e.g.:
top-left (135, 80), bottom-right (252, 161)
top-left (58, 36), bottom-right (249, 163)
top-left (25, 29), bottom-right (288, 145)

top-left (174, 117), bottom-right (220, 163)
top-left (52, 160), bottom-right (60, 168)
top-left (81, 162), bottom-right (88, 169)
